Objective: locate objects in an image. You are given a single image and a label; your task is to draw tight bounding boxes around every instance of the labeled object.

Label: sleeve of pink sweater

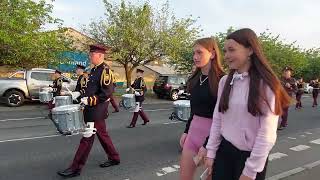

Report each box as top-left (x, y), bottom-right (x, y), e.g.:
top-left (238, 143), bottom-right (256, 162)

top-left (206, 75), bottom-right (227, 159)
top-left (242, 85), bottom-right (279, 179)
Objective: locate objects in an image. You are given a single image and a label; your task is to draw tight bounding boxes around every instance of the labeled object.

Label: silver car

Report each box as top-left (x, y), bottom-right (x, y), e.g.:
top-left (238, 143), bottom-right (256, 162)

top-left (0, 68), bottom-right (76, 107)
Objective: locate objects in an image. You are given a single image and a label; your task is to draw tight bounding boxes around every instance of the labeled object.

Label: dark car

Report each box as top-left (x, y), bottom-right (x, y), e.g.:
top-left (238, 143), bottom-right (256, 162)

top-left (153, 75), bottom-right (188, 101)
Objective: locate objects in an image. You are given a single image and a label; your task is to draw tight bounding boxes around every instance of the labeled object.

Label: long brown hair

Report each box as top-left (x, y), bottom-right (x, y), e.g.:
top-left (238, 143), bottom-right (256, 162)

top-left (219, 28), bottom-right (291, 116)
top-left (187, 37), bottom-right (225, 96)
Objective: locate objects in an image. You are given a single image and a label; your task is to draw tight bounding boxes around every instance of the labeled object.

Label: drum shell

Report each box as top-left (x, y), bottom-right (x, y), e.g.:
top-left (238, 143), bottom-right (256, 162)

top-left (122, 94), bottom-right (136, 108)
top-left (173, 100), bottom-right (191, 121)
top-left (52, 105), bottom-right (84, 135)
top-left (55, 96), bottom-right (72, 107)
top-left (39, 91), bottom-right (53, 103)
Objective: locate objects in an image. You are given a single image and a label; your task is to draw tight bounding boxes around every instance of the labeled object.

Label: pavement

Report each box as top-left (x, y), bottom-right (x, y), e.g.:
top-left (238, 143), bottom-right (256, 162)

top-left (0, 95), bottom-right (319, 180)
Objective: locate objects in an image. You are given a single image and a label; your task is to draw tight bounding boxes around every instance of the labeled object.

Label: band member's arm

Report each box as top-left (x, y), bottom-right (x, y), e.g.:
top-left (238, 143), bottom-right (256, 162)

top-left (130, 80), bottom-right (136, 88)
top-left (75, 77), bottom-right (81, 92)
top-left (292, 78), bottom-right (298, 92)
top-left (87, 69), bottom-right (113, 106)
top-left (140, 78), bottom-right (147, 94)
top-left (310, 81), bottom-right (315, 87)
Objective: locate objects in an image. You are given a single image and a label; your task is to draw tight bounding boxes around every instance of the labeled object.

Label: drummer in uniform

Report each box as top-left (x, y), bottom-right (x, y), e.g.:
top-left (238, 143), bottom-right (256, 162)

top-left (47, 70), bottom-right (63, 119)
top-left (295, 77), bottom-right (304, 109)
top-left (279, 66), bottom-right (297, 130)
top-left (73, 64), bottom-right (88, 103)
top-left (126, 68), bottom-right (150, 128)
top-left (310, 78), bottom-right (319, 107)
top-left (57, 44), bottom-right (120, 178)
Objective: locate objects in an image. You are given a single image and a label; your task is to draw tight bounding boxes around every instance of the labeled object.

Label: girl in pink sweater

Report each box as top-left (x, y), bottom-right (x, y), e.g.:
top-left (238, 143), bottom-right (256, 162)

top-left (205, 28), bottom-right (291, 180)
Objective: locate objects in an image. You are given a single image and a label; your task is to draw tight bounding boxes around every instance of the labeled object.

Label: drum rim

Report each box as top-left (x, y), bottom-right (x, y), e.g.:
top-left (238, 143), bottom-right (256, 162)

top-left (52, 104), bottom-right (81, 113)
top-left (55, 96), bottom-right (72, 99)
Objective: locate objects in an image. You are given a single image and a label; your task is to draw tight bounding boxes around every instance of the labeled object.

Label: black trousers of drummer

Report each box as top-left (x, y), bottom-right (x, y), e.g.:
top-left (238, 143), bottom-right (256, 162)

top-left (128, 96), bottom-right (149, 127)
top-left (312, 89), bottom-right (319, 107)
top-left (295, 91), bottom-right (303, 109)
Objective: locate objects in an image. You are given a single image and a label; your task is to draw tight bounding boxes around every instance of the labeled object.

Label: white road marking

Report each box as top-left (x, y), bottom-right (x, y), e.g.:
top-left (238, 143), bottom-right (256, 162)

top-left (0, 117), bottom-right (44, 122)
top-left (156, 166), bottom-right (180, 177)
top-left (172, 165), bottom-right (180, 169)
top-left (156, 172), bottom-right (165, 177)
top-left (0, 134), bottom-right (60, 143)
top-left (289, 145), bottom-right (310, 151)
top-left (162, 167), bottom-right (177, 173)
top-left (266, 167), bottom-right (305, 180)
top-left (268, 152), bottom-right (288, 161)
top-left (267, 160), bottom-right (320, 180)
top-left (310, 138), bottom-right (320, 145)
top-left (287, 137), bottom-right (296, 140)
top-left (130, 108), bottom-right (172, 112)
top-left (300, 135), bottom-right (306, 137)
top-left (304, 160), bottom-right (320, 169)
top-left (305, 132), bottom-right (313, 135)
top-left (163, 121), bottom-right (183, 125)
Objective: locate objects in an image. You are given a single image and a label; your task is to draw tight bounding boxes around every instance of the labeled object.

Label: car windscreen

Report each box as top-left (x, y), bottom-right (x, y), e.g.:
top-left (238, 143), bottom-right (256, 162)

top-left (154, 76), bottom-right (168, 85)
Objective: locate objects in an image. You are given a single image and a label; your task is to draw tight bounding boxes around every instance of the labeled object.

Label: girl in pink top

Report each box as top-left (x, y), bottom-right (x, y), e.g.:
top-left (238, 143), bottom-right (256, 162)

top-left (205, 28), bottom-right (291, 180)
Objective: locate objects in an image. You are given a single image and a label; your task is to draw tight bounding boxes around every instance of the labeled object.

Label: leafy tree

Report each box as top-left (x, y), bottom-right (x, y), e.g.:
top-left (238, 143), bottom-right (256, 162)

top-left (84, 0), bottom-right (199, 86)
top-left (0, 0), bottom-right (71, 69)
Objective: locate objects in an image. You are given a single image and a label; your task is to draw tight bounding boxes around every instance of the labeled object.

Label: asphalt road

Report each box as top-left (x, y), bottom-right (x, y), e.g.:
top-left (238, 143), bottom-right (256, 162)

top-left (0, 95), bottom-right (319, 180)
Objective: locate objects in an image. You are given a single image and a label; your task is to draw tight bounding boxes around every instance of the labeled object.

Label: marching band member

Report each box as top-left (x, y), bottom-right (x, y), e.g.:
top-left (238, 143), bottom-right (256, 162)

top-left (310, 78), bottom-right (319, 107)
top-left (126, 68), bottom-right (150, 128)
top-left (47, 70), bottom-right (63, 119)
top-left (279, 66), bottom-right (297, 130)
top-left (295, 77), bottom-right (304, 109)
top-left (57, 44), bottom-right (120, 178)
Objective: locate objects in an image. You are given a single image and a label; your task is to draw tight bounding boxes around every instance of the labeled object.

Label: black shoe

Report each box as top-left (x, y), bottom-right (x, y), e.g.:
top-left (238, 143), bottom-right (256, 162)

top-left (57, 168), bottom-right (80, 178)
top-left (112, 110), bottom-right (119, 113)
top-left (126, 125), bottom-right (135, 128)
top-left (99, 159), bottom-right (120, 168)
top-left (46, 113), bottom-right (52, 120)
top-left (142, 121), bottom-right (149, 125)
top-left (277, 126), bottom-right (286, 131)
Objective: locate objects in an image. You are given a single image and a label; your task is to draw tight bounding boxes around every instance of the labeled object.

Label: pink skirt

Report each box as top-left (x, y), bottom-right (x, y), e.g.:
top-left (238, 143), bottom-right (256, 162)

top-left (183, 115), bottom-right (212, 154)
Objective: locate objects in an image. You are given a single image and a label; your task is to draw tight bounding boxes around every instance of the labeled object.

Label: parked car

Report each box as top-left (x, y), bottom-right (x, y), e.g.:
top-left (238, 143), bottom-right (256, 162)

top-left (304, 83), bottom-right (313, 94)
top-left (153, 75), bottom-right (188, 101)
top-left (0, 68), bottom-right (76, 107)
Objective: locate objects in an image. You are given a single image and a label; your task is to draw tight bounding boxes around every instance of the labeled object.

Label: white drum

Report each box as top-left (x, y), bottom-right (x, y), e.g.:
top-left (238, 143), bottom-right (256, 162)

top-left (39, 91), bottom-right (53, 103)
top-left (51, 104), bottom-right (85, 135)
top-left (173, 100), bottom-right (191, 122)
top-left (121, 94), bottom-right (135, 109)
top-left (55, 96), bottom-right (72, 107)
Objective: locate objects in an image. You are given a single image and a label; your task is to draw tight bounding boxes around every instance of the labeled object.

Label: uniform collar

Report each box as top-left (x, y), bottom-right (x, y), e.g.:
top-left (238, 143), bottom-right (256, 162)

top-left (94, 61), bottom-right (104, 69)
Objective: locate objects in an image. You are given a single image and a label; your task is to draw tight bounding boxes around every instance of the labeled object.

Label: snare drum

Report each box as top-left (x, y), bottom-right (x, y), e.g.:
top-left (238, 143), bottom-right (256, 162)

top-left (39, 91), bottom-right (53, 103)
top-left (121, 94), bottom-right (135, 109)
top-left (173, 100), bottom-right (191, 122)
top-left (51, 104), bottom-right (85, 135)
top-left (55, 96), bottom-right (72, 107)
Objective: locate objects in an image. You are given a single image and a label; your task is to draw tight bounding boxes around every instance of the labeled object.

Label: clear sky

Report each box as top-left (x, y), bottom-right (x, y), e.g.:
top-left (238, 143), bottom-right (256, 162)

top-left (45, 0), bottom-right (320, 49)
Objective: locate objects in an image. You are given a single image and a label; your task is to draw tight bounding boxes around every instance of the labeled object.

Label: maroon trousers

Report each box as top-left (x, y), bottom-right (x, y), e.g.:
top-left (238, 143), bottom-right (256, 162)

top-left (70, 120), bottom-right (120, 171)
top-left (47, 100), bottom-right (55, 113)
top-left (110, 95), bottom-right (119, 111)
top-left (129, 102), bottom-right (149, 127)
top-left (295, 92), bottom-right (303, 108)
top-left (312, 91), bottom-right (318, 107)
top-left (280, 107), bottom-right (289, 127)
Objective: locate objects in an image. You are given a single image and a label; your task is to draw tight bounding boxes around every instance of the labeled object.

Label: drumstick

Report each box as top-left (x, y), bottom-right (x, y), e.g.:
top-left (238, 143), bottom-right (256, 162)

top-left (64, 85), bottom-right (73, 95)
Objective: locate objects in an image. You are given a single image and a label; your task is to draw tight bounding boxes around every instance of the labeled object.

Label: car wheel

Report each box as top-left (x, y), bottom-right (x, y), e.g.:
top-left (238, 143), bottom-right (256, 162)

top-left (170, 90), bottom-right (179, 101)
top-left (5, 90), bottom-right (25, 107)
